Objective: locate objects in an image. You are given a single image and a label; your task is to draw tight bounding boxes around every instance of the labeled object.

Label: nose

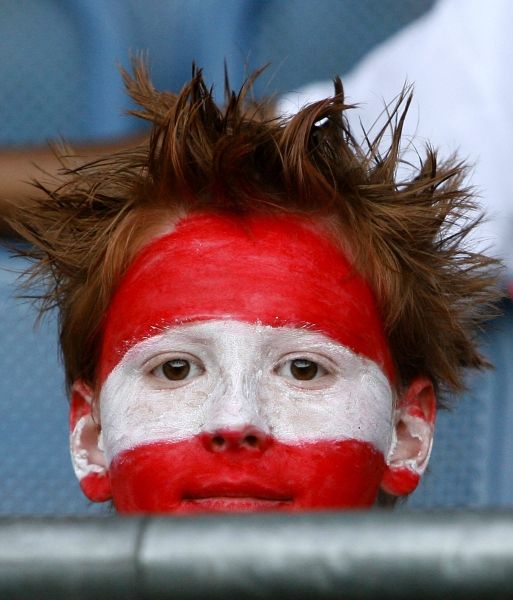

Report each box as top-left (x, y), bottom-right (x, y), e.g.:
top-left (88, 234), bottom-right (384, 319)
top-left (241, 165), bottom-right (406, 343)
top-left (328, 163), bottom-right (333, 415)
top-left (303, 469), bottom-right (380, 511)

top-left (201, 427), bottom-right (271, 453)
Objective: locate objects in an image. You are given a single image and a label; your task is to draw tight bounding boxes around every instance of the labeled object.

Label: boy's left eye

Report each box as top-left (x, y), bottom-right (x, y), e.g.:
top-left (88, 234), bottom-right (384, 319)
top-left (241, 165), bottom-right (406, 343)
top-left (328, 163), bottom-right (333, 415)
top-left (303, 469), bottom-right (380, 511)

top-left (276, 358), bottom-right (328, 381)
top-left (162, 359), bottom-right (191, 380)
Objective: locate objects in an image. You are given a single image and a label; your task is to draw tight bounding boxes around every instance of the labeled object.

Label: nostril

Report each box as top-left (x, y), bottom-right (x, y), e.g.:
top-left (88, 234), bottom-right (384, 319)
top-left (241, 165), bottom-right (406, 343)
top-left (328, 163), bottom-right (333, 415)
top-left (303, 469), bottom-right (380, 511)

top-left (211, 435), bottom-right (226, 450)
top-left (244, 434), bottom-right (259, 448)
top-left (201, 429), bottom-right (270, 452)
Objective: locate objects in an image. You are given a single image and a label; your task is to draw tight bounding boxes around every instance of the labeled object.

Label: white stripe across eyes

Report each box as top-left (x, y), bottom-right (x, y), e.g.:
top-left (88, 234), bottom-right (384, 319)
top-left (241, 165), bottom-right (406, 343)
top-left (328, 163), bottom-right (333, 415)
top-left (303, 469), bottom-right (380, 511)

top-left (99, 320), bottom-right (395, 464)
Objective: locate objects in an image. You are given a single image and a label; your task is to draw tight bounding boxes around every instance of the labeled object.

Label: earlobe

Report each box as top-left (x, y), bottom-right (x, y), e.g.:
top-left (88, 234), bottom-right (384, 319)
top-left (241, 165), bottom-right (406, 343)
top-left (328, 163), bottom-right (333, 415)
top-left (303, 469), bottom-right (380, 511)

top-left (70, 380), bottom-right (111, 502)
top-left (380, 376), bottom-right (436, 496)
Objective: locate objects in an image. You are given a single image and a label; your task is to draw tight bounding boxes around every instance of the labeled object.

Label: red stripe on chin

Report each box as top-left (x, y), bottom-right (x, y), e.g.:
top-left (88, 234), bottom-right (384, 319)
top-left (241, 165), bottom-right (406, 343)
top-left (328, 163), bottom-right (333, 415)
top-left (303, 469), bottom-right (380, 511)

top-left (108, 437), bottom-right (386, 513)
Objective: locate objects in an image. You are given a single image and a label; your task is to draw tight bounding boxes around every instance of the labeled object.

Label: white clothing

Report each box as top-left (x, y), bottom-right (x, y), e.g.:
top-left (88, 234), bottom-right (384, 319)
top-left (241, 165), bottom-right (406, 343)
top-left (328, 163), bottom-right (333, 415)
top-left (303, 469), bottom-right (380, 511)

top-left (278, 0), bottom-right (513, 280)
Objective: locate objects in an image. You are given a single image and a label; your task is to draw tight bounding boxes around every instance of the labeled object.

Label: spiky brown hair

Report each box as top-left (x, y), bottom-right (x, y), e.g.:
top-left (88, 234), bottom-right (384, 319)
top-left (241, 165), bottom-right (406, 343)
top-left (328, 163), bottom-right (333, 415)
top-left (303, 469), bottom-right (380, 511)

top-left (11, 59), bottom-right (500, 401)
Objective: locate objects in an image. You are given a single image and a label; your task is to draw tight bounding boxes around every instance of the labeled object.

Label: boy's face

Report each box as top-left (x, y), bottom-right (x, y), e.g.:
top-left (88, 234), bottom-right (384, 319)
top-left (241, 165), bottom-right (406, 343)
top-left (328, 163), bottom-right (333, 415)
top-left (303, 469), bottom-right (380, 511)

top-left (70, 213), bottom-right (436, 513)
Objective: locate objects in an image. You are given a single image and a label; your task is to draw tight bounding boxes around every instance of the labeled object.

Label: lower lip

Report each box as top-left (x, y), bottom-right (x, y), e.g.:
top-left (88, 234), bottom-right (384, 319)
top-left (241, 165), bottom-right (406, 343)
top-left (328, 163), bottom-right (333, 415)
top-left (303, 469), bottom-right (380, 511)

top-left (180, 497), bottom-right (292, 513)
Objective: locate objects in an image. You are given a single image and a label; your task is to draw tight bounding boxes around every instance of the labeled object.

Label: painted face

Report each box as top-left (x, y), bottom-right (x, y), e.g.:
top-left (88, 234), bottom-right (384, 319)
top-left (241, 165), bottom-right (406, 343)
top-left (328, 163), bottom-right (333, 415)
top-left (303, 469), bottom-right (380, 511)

top-left (70, 213), bottom-right (435, 513)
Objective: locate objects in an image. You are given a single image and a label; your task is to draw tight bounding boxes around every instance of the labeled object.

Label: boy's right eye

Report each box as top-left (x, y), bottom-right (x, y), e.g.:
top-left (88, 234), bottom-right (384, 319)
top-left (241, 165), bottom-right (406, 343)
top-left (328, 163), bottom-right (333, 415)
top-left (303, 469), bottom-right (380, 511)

top-left (151, 357), bottom-right (203, 382)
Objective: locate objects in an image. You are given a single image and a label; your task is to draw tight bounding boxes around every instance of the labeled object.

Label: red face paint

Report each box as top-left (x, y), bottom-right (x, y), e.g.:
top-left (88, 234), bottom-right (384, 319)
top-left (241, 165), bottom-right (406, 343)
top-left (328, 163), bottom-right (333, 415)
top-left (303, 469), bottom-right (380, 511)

top-left (99, 213), bottom-right (394, 382)
top-left (109, 438), bottom-right (386, 513)
top-left (92, 213), bottom-right (396, 513)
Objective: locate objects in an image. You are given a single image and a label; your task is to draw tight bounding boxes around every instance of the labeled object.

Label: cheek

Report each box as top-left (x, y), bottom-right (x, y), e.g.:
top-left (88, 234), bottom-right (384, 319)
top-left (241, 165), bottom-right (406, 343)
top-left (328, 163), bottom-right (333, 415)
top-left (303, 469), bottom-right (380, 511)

top-left (108, 437), bottom-right (386, 513)
top-left (264, 368), bottom-right (394, 452)
top-left (99, 371), bottom-right (210, 463)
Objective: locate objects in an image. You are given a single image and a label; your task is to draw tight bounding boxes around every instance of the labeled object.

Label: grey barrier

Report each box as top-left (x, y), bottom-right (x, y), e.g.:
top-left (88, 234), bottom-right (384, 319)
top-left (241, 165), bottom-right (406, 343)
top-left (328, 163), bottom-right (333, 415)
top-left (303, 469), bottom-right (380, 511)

top-left (1, 510), bottom-right (512, 599)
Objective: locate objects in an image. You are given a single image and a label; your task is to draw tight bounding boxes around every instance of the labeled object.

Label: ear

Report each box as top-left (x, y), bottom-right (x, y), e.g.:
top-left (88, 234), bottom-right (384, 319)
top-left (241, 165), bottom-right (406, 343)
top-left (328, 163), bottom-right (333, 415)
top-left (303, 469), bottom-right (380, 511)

top-left (69, 380), bottom-right (111, 502)
top-left (380, 376), bottom-right (436, 496)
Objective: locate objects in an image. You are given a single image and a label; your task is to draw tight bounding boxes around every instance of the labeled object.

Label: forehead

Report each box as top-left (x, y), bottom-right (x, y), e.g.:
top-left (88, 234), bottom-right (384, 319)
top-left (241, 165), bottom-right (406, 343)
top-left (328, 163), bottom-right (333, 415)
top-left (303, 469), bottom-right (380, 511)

top-left (99, 212), bottom-right (393, 381)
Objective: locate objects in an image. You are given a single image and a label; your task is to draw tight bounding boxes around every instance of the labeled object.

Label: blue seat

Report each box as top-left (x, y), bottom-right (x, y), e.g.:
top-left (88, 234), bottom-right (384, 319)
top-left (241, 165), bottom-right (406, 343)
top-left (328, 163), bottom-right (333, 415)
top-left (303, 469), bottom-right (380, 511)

top-left (0, 248), bottom-right (107, 514)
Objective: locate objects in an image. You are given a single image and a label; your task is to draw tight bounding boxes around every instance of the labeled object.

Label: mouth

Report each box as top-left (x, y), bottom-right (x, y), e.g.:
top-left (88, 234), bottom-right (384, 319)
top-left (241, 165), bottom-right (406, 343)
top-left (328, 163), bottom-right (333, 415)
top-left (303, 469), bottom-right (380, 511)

top-left (181, 485), bottom-right (293, 513)
top-left (181, 496), bottom-right (292, 512)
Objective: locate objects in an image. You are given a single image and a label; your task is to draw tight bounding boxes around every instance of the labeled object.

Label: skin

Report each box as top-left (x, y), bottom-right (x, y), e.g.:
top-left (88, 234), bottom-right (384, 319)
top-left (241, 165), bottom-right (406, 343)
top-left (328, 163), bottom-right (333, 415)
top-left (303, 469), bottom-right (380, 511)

top-left (70, 212), bottom-right (436, 513)
top-left (0, 135), bottom-right (144, 235)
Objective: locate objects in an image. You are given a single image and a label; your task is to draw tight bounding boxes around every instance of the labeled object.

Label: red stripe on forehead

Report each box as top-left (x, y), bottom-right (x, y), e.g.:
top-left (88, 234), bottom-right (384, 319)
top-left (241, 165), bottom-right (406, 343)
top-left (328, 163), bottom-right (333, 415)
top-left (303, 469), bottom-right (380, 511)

top-left (99, 213), bottom-right (394, 382)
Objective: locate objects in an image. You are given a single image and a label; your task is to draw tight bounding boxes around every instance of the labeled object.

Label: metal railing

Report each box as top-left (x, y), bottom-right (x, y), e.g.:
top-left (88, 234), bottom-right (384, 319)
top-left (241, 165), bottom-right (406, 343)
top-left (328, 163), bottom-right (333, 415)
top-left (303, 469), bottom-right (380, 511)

top-left (1, 510), bottom-right (513, 599)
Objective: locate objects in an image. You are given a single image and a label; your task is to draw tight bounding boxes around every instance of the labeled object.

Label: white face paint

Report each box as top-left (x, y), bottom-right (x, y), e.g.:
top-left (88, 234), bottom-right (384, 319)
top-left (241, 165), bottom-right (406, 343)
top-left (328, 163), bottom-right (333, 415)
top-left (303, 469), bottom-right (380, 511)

top-left (99, 320), bottom-right (395, 465)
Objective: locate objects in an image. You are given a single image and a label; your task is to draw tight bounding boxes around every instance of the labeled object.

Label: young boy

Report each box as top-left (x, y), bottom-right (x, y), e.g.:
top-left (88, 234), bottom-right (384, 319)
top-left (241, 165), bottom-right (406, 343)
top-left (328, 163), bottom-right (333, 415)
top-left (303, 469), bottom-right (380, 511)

top-left (12, 61), bottom-right (498, 513)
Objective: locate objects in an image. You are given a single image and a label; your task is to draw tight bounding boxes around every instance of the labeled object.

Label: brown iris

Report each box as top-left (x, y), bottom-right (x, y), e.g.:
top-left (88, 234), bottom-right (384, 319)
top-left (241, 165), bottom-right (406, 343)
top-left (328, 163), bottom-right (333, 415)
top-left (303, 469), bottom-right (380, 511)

top-left (162, 359), bottom-right (191, 380)
top-left (290, 359), bottom-right (318, 380)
